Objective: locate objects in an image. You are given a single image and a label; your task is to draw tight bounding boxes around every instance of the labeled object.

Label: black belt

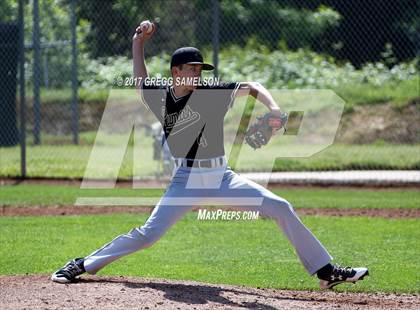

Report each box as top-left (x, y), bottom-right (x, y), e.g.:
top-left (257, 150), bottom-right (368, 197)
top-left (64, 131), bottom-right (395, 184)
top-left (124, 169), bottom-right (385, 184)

top-left (186, 159), bottom-right (211, 168)
top-left (175, 157), bottom-right (225, 168)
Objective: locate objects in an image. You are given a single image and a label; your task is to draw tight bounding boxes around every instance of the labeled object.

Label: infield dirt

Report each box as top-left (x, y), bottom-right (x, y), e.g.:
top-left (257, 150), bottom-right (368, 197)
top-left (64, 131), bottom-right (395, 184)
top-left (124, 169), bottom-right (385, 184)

top-left (1, 204), bottom-right (418, 218)
top-left (1, 275), bottom-right (419, 309)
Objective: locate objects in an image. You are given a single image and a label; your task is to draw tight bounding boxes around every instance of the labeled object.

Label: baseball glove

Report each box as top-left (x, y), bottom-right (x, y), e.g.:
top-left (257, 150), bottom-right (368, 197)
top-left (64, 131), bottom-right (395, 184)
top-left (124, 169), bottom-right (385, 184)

top-left (244, 111), bottom-right (288, 150)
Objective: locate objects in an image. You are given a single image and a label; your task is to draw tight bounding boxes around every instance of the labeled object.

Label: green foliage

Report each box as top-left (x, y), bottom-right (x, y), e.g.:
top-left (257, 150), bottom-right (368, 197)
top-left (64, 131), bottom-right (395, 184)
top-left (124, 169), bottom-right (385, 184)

top-left (77, 42), bottom-right (418, 91)
top-left (73, 44), bottom-right (418, 108)
top-left (71, 0), bottom-right (340, 58)
top-left (76, 0), bottom-right (202, 58)
top-left (4, 0), bottom-right (419, 67)
top-left (216, 42), bottom-right (418, 89)
top-left (219, 1), bottom-right (341, 49)
top-left (12, 0), bottom-right (418, 91)
top-left (76, 51), bottom-right (171, 90)
top-left (78, 54), bottom-right (133, 90)
top-left (0, 0), bottom-right (17, 22)
top-left (20, 0), bottom-right (91, 88)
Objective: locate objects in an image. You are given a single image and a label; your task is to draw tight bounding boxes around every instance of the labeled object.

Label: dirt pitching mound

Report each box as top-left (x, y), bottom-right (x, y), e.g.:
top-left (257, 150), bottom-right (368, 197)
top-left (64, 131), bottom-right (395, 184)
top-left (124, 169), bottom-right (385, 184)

top-left (1, 275), bottom-right (419, 309)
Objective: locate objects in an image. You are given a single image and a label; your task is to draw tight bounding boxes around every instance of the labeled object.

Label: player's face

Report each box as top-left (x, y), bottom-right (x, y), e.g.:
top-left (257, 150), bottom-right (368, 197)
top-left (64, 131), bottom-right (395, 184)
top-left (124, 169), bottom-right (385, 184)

top-left (174, 64), bottom-right (202, 90)
top-left (181, 64), bottom-right (202, 76)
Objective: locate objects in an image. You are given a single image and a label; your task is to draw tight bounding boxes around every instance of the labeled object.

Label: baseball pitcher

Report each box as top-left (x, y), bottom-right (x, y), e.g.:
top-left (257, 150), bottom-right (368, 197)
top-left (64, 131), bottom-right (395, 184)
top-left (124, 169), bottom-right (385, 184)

top-left (52, 21), bottom-right (368, 289)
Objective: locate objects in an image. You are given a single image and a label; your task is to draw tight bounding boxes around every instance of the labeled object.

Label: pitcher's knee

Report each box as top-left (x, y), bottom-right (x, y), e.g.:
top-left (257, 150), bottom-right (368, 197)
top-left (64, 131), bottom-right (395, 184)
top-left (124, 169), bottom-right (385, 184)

top-left (263, 196), bottom-right (296, 218)
top-left (133, 225), bottom-right (164, 248)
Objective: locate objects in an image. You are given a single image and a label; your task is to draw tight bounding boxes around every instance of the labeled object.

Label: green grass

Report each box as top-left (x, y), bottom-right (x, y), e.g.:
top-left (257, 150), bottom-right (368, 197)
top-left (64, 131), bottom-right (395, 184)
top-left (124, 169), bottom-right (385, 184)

top-left (1, 184), bottom-right (419, 209)
top-left (0, 213), bottom-right (418, 293)
top-left (335, 77), bottom-right (419, 111)
top-left (24, 88), bottom-right (111, 104)
top-left (1, 143), bottom-right (419, 178)
top-left (279, 188), bottom-right (420, 209)
top-left (0, 185), bottom-right (161, 206)
top-left (236, 143), bottom-right (420, 171)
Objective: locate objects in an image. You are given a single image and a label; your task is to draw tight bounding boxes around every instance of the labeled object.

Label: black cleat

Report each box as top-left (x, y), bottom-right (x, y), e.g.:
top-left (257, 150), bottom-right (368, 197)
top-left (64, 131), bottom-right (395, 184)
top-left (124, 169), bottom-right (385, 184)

top-left (319, 265), bottom-right (369, 289)
top-left (51, 258), bottom-right (85, 283)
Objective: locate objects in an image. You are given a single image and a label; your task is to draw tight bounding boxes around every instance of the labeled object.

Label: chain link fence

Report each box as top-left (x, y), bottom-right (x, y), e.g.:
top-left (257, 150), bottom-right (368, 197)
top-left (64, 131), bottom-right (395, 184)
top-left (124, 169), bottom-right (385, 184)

top-left (0, 0), bottom-right (419, 178)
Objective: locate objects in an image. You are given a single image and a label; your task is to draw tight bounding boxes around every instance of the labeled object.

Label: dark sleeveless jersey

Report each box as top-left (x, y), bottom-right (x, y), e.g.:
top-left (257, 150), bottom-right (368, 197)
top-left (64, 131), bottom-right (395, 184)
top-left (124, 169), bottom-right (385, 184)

top-left (140, 81), bottom-right (239, 159)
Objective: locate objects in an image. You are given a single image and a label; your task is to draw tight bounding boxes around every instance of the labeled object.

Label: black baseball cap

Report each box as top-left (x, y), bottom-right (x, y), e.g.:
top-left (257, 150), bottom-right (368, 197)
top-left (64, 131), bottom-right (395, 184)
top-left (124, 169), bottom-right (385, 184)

top-left (170, 47), bottom-right (214, 70)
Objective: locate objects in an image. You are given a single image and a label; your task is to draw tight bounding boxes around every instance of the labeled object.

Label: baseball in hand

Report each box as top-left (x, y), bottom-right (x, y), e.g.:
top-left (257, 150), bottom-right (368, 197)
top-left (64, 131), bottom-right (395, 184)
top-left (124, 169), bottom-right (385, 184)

top-left (140, 20), bottom-right (154, 34)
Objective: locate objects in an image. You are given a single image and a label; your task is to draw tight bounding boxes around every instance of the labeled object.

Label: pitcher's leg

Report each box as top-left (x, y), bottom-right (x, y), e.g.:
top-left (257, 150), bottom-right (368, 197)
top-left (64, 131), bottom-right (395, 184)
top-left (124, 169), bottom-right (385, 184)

top-left (222, 171), bottom-right (332, 275)
top-left (261, 193), bottom-right (332, 275)
top-left (84, 201), bottom-right (193, 274)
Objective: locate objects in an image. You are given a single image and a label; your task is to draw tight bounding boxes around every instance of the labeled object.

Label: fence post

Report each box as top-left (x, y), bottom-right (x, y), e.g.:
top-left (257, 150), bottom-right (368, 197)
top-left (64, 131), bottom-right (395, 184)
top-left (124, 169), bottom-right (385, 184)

top-left (212, 0), bottom-right (219, 78)
top-left (18, 0), bottom-right (26, 177)
top-left (33, 0), bottom-right (41, 145)
top-left (416, 1), bottom-right (420, 83)
top-left (71, 0), bottom-right (79, 145)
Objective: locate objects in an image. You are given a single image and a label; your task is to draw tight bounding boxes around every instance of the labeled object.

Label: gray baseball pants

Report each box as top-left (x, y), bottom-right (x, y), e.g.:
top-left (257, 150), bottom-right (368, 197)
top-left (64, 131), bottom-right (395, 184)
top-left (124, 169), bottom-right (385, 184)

top-left (84, 165), bottom-right (332, 275)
